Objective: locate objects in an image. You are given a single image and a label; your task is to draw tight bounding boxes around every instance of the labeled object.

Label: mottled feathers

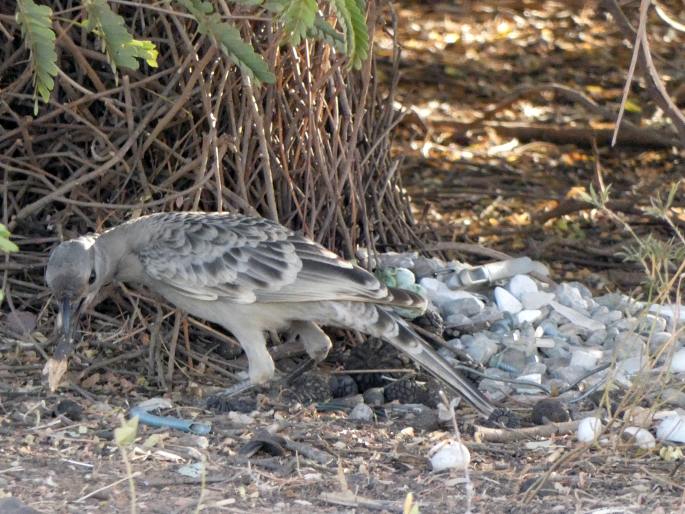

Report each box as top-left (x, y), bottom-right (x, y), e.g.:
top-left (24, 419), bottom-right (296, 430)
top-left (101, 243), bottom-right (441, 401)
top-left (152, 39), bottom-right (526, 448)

top-left (130, 212), bottom-right (417, 308)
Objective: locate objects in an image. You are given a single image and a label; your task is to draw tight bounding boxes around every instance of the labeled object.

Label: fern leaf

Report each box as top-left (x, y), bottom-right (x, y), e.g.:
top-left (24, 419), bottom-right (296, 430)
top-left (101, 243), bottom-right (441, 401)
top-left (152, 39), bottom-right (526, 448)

top-left (281, 0), bottom-right (317, 45)
top-left (15, 0), bottom-right (59, 114)
top-left (178, 0), bottom-right (276, 85)
top-left (307, 14), bottom-right (345, 52)
top-left (330, 0), bottom-right (368, 69)
top-left (84, 0), bottom-right (158, 74)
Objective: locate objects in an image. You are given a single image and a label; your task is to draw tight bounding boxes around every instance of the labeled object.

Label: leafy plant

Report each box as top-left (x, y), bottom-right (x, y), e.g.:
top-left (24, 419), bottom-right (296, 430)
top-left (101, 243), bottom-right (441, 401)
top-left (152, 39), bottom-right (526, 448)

top-left (83, 0), bottom-right (159, 76)
top-left (330, 0), bottom-right (368, 69)
top-left (583, 180), bottom-right (685, 297)
top-left (178, 0), bottom-right (276, 84)
top-left (15, 0), bottom-right (59, 114)
top-left (281, 0), bottom-right (317, 45)
top-left (14, 0), bottom-right (369, 110)
top-left (0, 225), bottom-right (19, 303)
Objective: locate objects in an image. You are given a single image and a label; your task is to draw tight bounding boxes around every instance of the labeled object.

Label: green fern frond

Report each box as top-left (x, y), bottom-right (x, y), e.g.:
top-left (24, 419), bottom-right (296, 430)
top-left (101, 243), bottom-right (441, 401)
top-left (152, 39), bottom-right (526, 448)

top-left (15, 0), bottom-right (59, 114)
top-left (330, 0), bottom-right (368, 69)
top-left (307, 14), bottom-right (345, 52)
top-left (281, 0), bottom-right (317, 45)
top-left (84, 0), bottom-right (158, 75)
top-left (178, 0), bottom-right (276, 85)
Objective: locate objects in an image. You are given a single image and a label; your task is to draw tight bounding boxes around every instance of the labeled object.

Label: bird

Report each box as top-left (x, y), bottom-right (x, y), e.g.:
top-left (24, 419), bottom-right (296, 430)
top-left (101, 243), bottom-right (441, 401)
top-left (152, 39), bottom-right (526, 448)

top-left (45, 211), bottom-right (497, 417)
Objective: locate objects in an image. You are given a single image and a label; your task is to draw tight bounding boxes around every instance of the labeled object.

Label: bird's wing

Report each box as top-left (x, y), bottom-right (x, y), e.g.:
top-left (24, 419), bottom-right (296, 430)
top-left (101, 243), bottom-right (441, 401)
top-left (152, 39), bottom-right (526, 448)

top-left (135, 212), bottom-right (388, 304)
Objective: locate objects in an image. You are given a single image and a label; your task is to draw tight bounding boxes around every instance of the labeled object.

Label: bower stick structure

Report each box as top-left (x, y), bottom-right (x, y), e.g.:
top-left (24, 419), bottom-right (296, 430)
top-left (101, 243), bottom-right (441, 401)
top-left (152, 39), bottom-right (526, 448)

top-left (1, 3), bottom-right (433, 405)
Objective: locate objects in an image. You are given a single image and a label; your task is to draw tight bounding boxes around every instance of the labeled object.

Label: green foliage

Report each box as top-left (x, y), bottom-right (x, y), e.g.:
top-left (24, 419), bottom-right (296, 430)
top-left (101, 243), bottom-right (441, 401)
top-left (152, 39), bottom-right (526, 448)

top-left (620, 234), bottom-right (685, 296)
top-left (114, 415), bottom-right (139, 446)
top-left (177, 0), bottom-right (276, 84)
top-left (580, 183), bottom-right (612, 208)
top-left (84, 0), bottom-right (158, 75)
top-left (330, 0), bottom-right (368, 69)
top-left (645, 180), bottom-right (680, 218)
top-left (0, 224), bottom-right (19, 303)
top-left (281, 0), bottom-right (317, 45)
top-left (259, 0), bottom-right (365, 66)
top-left (0, 225), bottom-right (19, 254)
top-left (14, 0), bottom-right (370, 111)
top-left (308, 14), bottom-right (346, 52)
top-left (15, 0), bottom-right (59, 114)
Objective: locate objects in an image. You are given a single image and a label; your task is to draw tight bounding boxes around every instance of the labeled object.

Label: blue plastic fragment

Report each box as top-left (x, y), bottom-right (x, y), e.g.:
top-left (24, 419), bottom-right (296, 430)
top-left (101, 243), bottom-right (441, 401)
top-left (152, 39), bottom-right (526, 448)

top-left (129, 406), bottom-right (211, 435)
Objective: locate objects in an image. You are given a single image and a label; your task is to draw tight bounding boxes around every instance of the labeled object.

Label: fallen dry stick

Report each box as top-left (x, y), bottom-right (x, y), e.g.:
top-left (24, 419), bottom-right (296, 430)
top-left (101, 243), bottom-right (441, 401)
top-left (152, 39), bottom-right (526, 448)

top-left (319, 491), bottom-right (402, 511)
top-left (474, 419), bottom-right (582, 443)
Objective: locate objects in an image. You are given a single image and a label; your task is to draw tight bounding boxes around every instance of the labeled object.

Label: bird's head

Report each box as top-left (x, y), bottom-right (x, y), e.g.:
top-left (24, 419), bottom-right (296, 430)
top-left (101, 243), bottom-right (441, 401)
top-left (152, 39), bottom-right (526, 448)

top-left (45, 236), bottom-right (98, 359)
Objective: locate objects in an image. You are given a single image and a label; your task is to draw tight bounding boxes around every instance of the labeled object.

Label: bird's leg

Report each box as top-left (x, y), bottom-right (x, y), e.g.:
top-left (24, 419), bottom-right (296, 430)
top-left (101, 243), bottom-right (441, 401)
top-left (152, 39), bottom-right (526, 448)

top-left (206, 328), bottom-right (276, 410)
top-left (240, 331), bottom-right (276, 386)
top-left (288, 321), bottom-right (332, 363)
top-left (276, 321), bottom-right (331, 385)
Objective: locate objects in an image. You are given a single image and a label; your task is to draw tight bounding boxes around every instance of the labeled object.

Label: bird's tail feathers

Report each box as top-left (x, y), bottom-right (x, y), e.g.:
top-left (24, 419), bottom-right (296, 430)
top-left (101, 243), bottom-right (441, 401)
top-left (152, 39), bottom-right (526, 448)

top-left (383, 287), bottom-right (427, 310)
top-left (325, 301), bottom-right (496, 417)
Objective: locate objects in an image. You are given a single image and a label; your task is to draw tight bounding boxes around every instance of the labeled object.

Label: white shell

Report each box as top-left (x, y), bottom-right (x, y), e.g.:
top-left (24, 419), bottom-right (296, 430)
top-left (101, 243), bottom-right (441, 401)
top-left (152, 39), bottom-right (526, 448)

top-left (577, 417), bottom-right (603, 442)
top-left (429, 440), bottom-right (471, 472)
top-left (622, 427), bottom-right (656, 449)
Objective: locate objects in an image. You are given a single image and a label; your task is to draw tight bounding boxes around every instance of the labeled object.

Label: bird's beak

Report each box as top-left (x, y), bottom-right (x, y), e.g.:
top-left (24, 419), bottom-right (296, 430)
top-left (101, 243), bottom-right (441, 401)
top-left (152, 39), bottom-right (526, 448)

top-left (54, 296), bottom-right (77, 359)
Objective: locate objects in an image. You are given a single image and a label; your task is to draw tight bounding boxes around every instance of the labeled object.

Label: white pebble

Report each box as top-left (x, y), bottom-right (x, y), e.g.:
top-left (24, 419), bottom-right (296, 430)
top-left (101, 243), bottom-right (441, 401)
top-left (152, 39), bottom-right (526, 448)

top-left (419, 277), bottom-right (479, 309)
top-left (520, 291), bottom-right (555, 310)
top-left (569, 349), bottom-right (602, 370)
top-left (395, 268), bottom-right (416, 289)
top-left (349, 403), bottom-right (374, 422)
top-left (622, 427), bottom-right (656, 449)
top-left (508, 274), bottom-right (538, 298)
top-left (577, 417), bottom-right (603, 443)
top-left (517, 309), bottom-right (542, 324)
top-left (494, 287), bottom-right (523, 314)
top-left (550, 301), bottom-right (605, 331)
top-left (429, 440), bottom-right (471, 472)
top-left (670, 349), bottom-right (685, 373)
top-left (656, 414), bottom-right (685, 443)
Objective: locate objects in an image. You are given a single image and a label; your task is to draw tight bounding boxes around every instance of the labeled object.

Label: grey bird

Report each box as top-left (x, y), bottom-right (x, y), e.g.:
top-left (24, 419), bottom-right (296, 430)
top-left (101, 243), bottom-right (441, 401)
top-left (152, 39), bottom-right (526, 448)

top-left (45, 212), bottom-right (496, 416)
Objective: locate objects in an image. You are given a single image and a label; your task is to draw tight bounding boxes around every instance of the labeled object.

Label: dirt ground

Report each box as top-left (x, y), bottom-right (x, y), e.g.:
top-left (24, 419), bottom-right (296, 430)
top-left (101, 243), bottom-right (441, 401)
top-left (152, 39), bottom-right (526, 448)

top-left (2, 1), bottom-right (685, 513)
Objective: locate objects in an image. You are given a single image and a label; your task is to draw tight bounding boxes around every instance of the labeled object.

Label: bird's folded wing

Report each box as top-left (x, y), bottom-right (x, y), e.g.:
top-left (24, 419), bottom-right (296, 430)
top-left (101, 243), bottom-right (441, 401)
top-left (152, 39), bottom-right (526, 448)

top-left (136, 212), bottom-right (388, 304)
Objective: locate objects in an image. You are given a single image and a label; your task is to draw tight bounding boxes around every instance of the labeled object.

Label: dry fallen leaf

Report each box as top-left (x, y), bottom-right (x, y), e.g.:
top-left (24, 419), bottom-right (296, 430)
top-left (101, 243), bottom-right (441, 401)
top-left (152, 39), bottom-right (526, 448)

top-left (43, 358), bottom-right (68, 392)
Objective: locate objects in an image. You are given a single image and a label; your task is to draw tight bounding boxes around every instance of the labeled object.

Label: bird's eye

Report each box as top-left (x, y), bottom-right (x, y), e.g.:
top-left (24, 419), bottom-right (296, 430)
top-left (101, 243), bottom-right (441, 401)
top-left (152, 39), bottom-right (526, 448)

top-left (88, 270), bottom-right (97, 285)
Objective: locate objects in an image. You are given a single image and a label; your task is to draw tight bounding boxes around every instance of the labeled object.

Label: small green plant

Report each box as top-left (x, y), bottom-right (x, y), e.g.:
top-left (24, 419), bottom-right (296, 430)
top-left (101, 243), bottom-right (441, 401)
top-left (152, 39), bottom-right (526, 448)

top-left (15, 0), bottom-right (369, 112)
top-left (115, 415), bottom-right (140, 514)
top-left (582, 180), bottom-right (685, 297)
top-left (0, 224), bottom-right (19, 302)
top-left (15, 0), bottom-right (59, 114)
top-left (83, 0), bottom-right (159, 75)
